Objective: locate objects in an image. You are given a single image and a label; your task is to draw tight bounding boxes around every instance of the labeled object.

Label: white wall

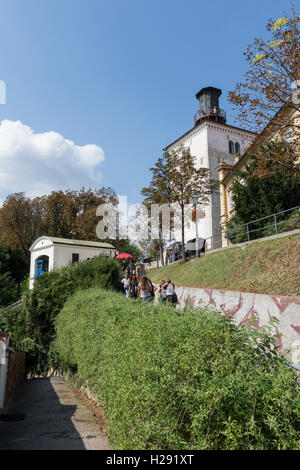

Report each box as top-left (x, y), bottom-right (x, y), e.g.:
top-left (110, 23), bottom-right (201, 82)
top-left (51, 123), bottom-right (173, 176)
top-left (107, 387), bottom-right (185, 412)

top-left (53, 244), bottom-right (113, 270)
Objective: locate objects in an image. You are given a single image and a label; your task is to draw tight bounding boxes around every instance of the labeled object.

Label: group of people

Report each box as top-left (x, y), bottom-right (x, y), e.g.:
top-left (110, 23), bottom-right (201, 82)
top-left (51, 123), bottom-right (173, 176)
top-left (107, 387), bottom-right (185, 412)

top-left (121, 274), bottom-right (177, 306)
top-left (123, 261), bottom-right (145, 281)
top-left (156, 279), bottom-right (177, 305)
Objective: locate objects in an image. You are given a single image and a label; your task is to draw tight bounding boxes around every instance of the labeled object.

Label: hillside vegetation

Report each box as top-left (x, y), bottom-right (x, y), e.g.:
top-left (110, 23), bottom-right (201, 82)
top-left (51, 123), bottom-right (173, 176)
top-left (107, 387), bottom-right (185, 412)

top-left (148, 233), bottom-right (300, 297)
top-left (55, 288), bottom-right (300, 450)
top-left (0, 256), bottom-right (120, 375)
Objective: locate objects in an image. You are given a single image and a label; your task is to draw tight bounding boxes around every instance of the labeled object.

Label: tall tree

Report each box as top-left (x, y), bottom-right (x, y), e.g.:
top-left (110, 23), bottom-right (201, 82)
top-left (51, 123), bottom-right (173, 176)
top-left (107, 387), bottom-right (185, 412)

top-left (166, 146), bottom-right (217, 262)
top-left (0, 239), bottom-right (19, 307)
top-left (141, 153), bottom-right (171, 266)
top-left (0, 193), bottom-right (46, 257)
top-left (228, 8), bottom-right (300, 176)
top-left (0, 187), bottom-right (118, 263)
top-left (143, 147), bottom-right (217, 263)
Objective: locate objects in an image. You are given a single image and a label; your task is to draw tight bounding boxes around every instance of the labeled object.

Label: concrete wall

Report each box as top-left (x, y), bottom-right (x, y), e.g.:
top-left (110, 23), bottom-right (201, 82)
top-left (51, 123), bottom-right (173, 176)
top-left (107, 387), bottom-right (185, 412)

top-left (4, 351), bottom-right (26, 406)
top-left (175, 285), bottom-right (300, 364)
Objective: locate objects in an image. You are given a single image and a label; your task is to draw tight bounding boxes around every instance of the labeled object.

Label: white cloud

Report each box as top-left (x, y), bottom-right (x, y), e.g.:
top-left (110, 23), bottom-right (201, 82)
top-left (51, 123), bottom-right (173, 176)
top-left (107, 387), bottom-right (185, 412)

top-left (0, 120), bottom-right (105, 198)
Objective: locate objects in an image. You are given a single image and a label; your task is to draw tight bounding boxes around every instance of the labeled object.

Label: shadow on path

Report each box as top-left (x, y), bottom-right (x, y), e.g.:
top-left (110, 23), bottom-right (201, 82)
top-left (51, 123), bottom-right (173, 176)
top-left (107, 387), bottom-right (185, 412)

top-left (0, 377), bottom-right (109, 450)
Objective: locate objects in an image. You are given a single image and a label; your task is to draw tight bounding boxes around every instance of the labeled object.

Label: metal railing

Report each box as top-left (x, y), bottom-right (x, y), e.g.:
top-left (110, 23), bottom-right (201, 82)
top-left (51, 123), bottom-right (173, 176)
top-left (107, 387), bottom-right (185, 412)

top-left (194, 107), bottom-right (226, 124)
top-left (0, 300), bottom-right (22, 315)
top-left (224, 205), bottom-right (300, 244)
top-left (185, 205), bottom-right (300, 255)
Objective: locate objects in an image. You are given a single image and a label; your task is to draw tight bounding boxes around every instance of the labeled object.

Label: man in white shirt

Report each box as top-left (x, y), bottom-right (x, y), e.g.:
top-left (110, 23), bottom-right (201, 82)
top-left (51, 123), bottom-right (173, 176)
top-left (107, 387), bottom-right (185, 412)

top-left (121, 275), bottom-right (130, 298)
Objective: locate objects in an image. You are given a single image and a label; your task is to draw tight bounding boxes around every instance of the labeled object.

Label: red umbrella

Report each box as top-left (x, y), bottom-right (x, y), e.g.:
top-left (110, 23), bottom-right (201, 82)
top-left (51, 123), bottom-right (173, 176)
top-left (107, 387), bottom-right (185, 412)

top-left (116, 253), bottom-right (134, 259)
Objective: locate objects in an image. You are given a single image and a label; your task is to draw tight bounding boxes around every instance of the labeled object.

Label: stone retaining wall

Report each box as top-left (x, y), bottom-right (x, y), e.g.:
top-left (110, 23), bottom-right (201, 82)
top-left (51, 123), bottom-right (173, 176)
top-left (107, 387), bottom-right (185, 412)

top-left (175, 286), bottom-right (300, 364)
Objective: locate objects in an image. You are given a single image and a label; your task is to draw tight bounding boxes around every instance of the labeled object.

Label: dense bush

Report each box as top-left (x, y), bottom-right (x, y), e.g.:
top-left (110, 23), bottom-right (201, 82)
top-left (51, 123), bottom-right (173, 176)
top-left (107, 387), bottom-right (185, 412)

top-left (55, 288), bottom-right (300, 450)
top-left (0, 305), bottom-right (22, 334)
top-left (15, 256), bottom-right (120, 374)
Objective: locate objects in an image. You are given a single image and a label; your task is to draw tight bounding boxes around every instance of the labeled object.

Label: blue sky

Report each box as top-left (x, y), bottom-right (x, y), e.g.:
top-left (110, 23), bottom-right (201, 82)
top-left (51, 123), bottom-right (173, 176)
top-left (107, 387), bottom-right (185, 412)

top-left (0, 0), bottom-right (297, 205)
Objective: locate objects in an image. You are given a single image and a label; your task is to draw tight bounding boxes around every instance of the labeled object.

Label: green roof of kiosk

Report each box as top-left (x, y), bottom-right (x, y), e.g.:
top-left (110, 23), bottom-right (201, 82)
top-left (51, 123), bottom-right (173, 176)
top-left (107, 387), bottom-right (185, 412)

top-left (30, 236), bottom-right (116, 251)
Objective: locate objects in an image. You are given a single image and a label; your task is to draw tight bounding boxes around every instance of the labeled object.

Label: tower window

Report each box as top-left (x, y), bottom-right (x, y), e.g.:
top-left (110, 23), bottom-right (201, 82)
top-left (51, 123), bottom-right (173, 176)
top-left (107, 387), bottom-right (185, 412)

top-left (235, 142), bottom-right (241, 156)
top-left (229, 141), bottom-right (234, 154)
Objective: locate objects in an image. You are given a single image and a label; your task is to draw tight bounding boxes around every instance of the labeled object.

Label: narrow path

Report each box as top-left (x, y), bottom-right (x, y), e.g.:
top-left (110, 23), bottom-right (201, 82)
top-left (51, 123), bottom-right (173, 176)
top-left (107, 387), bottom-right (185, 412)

top-left (0, 377), bottom-right (110, 450)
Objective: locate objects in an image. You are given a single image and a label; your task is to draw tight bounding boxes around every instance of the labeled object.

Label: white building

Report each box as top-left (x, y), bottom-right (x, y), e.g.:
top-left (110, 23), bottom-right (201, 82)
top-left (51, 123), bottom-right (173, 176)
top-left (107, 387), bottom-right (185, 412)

top-left (164, 86), bottom-right (256, 250)
top-left (29, 236), bottom-right (117, 289)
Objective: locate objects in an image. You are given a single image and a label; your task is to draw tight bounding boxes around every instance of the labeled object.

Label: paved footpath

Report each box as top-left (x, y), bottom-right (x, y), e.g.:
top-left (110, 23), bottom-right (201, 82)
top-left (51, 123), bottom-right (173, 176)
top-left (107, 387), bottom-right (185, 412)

top-left (0, 376), bottom-right (110, 450)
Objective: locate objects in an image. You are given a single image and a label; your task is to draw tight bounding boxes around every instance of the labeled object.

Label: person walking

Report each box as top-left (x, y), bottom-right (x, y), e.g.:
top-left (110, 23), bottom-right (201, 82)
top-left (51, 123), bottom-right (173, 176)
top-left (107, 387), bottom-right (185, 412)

top-left (121, 274), bottom-right (130, 298)
top-left (128, 275), bottom-right (138, 299)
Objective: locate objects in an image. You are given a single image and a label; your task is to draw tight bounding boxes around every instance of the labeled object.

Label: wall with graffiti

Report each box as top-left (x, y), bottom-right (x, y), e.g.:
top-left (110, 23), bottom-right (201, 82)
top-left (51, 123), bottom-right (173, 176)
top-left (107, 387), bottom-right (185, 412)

top-left (176, 286), bottom-right (300, 364)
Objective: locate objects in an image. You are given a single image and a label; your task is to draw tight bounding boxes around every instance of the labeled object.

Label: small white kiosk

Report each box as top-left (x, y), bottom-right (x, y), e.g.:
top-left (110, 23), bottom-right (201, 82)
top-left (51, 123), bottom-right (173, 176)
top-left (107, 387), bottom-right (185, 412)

top-left (29, 236), bottom-right (117, 289)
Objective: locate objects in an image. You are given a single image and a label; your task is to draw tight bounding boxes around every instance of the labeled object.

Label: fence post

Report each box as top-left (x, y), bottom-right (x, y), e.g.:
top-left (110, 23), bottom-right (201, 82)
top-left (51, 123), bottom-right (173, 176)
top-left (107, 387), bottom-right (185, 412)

top-left (274, 214), bottom-right (278, 235)
top-left (246, 224), bottom-right (250, 241)
top-left (225, 231), bottom-right (229, 247)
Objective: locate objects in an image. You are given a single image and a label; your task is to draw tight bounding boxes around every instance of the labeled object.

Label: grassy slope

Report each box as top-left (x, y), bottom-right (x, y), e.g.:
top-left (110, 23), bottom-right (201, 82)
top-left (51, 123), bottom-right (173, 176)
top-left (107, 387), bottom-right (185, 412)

top-left (148, 233), bottom-right (300, 296)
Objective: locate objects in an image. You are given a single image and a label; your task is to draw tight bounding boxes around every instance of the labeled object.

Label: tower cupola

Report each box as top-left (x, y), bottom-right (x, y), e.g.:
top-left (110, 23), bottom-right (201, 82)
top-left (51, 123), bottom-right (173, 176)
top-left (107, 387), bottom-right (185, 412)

top-left (194, 86), bottom-right (226, 125)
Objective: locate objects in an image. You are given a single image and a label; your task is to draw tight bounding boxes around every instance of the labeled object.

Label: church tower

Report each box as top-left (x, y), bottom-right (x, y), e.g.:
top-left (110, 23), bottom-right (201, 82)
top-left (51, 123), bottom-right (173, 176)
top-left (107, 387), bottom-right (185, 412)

top-left (164, 86), bottom-right (256, 250)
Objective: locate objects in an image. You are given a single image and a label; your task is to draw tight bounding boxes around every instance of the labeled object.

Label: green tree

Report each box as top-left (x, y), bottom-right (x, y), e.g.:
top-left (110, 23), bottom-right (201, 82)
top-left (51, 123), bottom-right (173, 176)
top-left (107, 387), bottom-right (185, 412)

top-left (227, 141), bottom-right (300, 242)
top-left (0, 193), bottom-right (46, 259)
top-left (141, 153), bottom-right (171, 266)
top-left (229, 8), bottom-right (300, 176)
top-left (114, 238), bottom-right (142, 260)
top-left (142, 147), bottom-right (217, 263)
top-left (0, 239), bottom-right (19, 307)
top-left (0, 187), bottom-right (118, 263)
top-left (166, 146), bottom-right (217, 262)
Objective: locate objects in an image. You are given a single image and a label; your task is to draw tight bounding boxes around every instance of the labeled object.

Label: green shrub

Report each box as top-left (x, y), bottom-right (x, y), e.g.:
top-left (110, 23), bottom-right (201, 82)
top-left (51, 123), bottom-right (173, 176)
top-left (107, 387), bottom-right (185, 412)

top-left (15, 256), bottom-right (120, 375)
top-left (55, 288), bottom-right (300, 450)
top-left (0, 305), bottom-right (22, 334)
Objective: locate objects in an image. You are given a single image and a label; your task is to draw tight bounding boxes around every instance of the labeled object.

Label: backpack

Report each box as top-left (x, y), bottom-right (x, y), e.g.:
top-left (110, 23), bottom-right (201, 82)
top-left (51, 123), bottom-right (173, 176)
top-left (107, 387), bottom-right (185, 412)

top-left (149, 280), bottom-right (154, 297)
top-left (172, 292), bottom-right (178, 304)
top-left (130, 281), bottom-right (137, 298)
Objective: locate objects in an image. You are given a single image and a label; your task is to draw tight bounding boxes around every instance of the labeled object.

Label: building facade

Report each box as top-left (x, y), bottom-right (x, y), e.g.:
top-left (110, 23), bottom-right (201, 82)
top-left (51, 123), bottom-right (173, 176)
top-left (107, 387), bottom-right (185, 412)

top-left (29, 236), bottom-right (117, 289)
top-left (164, 86), bottom-right (255, 250)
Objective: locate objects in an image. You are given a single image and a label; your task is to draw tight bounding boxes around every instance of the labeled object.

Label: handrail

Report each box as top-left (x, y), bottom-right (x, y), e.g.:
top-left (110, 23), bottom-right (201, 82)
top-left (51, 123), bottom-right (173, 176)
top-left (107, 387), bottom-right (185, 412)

top-left (225, 205), bottom-right (300, 242)
top-left (0, 300), bottom-right (22, 314)
top-left (228, 205), bottom-right (300, 231)
top-left (194, 107), bottom-right (226, 123)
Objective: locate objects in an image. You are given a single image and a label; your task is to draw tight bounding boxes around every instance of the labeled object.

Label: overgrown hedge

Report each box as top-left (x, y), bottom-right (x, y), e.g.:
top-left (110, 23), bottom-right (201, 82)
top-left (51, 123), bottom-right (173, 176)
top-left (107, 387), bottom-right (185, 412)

top-left (55, 288), bottom-right (300, 450)
top-left (13, 256), bottom-right (120, 374)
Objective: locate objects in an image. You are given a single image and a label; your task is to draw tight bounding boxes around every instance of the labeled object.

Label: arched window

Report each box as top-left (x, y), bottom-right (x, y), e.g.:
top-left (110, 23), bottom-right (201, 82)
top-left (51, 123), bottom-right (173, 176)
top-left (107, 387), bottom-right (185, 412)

top-left (235, 142), bottom-right (241, 156)
top-left (229, 140), bottom-right (234, 154)
top-left (35, 255), bottom-right (49, 278)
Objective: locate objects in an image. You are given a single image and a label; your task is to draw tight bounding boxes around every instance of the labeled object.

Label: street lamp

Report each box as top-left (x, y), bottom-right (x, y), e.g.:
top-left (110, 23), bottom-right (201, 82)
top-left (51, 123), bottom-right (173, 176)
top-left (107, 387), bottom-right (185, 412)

top-left (192, 194), bottom-right (200, 257)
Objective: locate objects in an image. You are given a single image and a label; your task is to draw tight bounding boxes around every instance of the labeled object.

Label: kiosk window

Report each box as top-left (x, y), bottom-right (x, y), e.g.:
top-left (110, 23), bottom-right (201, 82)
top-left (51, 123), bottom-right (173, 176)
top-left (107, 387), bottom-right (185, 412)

top-left (72, 253), bottom-right (79, 263)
